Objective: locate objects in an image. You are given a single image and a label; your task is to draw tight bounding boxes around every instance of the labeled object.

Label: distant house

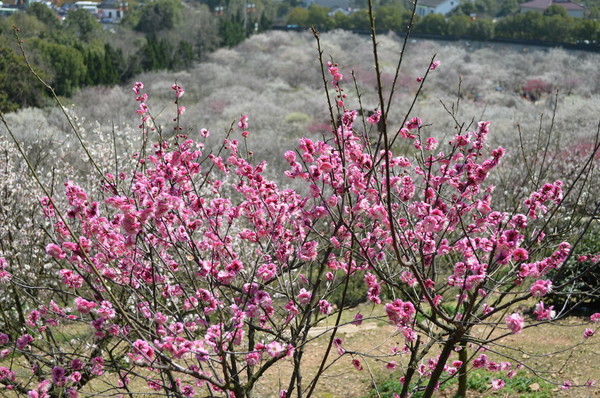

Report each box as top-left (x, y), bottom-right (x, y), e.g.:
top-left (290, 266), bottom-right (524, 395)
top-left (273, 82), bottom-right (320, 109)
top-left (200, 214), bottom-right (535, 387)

top-left (519, 0), bottom-right (585, 18)
top-left (328, 6), bottom-right (352, 16)
top-left (0, 6), bottom-right (18, 16)
top-left (99, 0), bottom-right (126, 23)
top-left (416, 0), bottom-right (461, 16)
top-left (72, 1), bottom-right (99, 14)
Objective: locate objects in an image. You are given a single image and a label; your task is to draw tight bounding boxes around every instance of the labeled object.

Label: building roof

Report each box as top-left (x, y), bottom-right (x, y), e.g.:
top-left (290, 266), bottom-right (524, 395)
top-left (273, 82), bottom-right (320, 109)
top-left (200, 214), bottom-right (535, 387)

top-left (555, 1), bottom-right (585, 10)
top-left (417, 0), bottom-right (449, 8)
top-left (520, 0), bottom-right (550, 8)
top-left (520, 0), bottom-right (585, 11)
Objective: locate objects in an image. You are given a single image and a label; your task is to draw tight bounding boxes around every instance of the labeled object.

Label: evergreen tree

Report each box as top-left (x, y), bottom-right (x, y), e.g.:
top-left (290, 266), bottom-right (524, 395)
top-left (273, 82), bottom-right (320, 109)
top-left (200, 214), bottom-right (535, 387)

top-left (219, 16), bottom-right (245, 47)
top-left (26, 2), bottom-right (59, 29)
top-left (135, 0), bottom-right (183, 33)
top-left (170, 40), bottom-right (195, 71)
top-left (140, 35), bottom-right (170, 71)
top-left (33, 40), bottom-right (87, 97)
top-left (103, 43), bottom-right (125, 84)
top-left (0, 45), bottom-right (45, 112)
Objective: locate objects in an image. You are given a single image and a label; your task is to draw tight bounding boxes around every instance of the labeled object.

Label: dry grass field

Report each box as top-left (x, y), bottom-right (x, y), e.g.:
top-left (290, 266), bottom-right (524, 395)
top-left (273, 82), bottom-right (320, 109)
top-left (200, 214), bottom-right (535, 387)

top-left (251, 303), bottom-right (600, 397)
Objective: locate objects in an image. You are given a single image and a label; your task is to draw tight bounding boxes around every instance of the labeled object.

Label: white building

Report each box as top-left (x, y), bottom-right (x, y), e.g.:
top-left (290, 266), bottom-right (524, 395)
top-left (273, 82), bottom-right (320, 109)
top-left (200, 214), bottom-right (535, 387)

top-left (416, 0), bottom-right (461, 16)
top-left (73, 1), bottom-right (99, 14)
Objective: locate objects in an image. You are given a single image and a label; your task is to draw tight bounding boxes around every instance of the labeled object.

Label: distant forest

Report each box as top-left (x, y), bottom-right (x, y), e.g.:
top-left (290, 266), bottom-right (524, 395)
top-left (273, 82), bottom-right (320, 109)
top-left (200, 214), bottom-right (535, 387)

top-left (2, 0), bottom-right (600, 113)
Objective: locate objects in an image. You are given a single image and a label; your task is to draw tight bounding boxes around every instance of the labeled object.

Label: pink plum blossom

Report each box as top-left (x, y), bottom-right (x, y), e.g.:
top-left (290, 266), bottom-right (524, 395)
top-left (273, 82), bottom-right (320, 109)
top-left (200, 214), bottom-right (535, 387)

top-left (505, 313), bottom-right (524, 334)
top-left (530, 279), bottom-right (552, 297)
top-left (491, 379), bottom-right (505, 390)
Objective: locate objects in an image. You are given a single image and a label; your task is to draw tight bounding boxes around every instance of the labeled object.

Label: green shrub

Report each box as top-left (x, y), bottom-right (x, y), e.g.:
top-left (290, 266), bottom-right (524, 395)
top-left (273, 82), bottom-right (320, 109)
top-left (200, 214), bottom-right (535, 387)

top-left (363, 369), bottom-right (554, 397)
top-left (547, 221), bottom-right (600, 309)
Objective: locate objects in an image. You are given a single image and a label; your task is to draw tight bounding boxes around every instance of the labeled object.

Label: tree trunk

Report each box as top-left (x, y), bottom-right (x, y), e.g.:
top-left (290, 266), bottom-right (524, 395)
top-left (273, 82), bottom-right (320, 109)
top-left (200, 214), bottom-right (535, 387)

top-left (422, 336), bottom-right (460, 398)
top-left (457, 339), bottom-right (468, 397)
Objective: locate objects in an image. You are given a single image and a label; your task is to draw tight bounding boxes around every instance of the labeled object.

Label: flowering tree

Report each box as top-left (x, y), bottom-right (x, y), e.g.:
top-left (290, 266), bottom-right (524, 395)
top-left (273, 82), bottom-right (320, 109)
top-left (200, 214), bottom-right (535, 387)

top-left (1, 10), bottom-right (600, 398)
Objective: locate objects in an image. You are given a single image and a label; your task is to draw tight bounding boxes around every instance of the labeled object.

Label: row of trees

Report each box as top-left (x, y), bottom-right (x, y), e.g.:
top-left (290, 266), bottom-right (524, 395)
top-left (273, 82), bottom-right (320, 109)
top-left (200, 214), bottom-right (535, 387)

top-left (495, 10), bottom-right (599, 43)
top-left (449, 0), bottom-right (521, 18)
top-left (287, 6), bottom-right (600, 44)
top-left (287, 4), bottom-right (411, 31)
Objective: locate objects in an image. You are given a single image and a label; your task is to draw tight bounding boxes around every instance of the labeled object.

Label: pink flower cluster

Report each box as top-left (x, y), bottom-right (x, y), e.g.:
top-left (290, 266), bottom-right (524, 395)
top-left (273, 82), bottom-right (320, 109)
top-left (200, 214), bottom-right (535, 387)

top-left (524, 181), bottom-right (563, 219)
top-left (533, 302), bottom-right (556, 320)
top-left (505, 313), bottom-right (524, 334)
top-left (530, 279), bottom-right (552, 297)
top-left (385, 299), bottom-right (416, 327)
top-left (0, 257), bottom-right (10, 284)
top-left (327, 61), bottom-right (346, 107)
